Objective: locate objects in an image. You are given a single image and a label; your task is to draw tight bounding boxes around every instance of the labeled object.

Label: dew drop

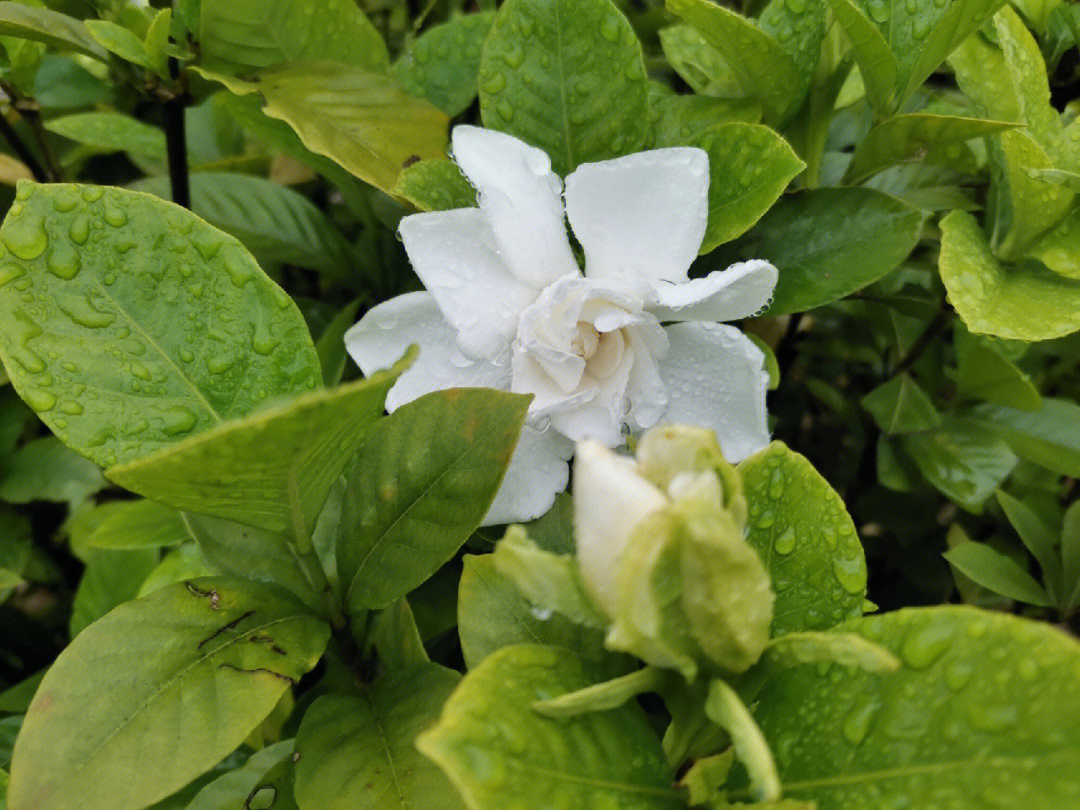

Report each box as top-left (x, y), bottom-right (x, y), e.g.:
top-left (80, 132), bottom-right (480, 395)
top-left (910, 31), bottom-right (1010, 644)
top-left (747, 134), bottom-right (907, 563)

top-left (0, 262), bottom-right (25, 289)
top-left (841, 700), bottom-right (879, 746)
top-left (161, 405), bottom-right (199, 436)
top-left (221, 248), bottom-right (253, 288)
top-left (774, 526), bottom-right (796, 555)
top-left (832, 556), bottom-right (866, 594)
top-left (47, 240), bottom-right (81, 280)
top-left (2, 212), bottom-right (49, 260)
top-left (69, 214), bottom-right (90, 245)
top-left (24, 387), bottom-right (56, 412)
top-left (58, 400), bottom-right (83, 415)
top-left (207, 352), bottom-right (237, 374)
top-left (82, 186), bottom-right (104, 202)
top-left (600, 15), bottom-right (621, 42)
top-left (900, 623), bottom-right (953, 669)
top-left (57, 296), bottom-right (115, 328)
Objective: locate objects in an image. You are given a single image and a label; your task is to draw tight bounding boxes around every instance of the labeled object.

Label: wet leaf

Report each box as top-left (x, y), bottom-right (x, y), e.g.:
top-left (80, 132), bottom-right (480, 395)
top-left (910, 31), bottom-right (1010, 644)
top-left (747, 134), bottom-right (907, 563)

top-left (0, 182), bottom-right (321, 468)
top-left (294, 665), bottom-right (464, 810)
top-left (939, 209), bottom-right (1080, 340)
top-left (739, 442), bottom-right (867, 636)
top-left (748, 607), bottom-right (1080, 808)
top-left (0, 3), bottom-right (107, 62)
top-left (480, 0), bottom-right (649, 176)
top-left (417, 645), bottom-right (682, 810)
top-left (106, 353), bottom-right (411, 538)
top-left (338, 388), bottom-right (529, 612)
top-left (7, 578), bottom-right (329, 810)
top-left (394, 12), bottom-right (494, 117)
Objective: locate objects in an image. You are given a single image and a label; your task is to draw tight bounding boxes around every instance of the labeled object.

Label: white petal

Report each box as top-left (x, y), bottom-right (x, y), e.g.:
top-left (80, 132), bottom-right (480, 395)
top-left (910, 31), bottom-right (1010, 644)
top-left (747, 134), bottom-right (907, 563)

top-left (548, 341), bottom-right (636, 446)
top-left (565, 148), bottom-right (709, 284)
top-left (482, 424), bottom-right (573, 526)
top-left (573, 440), bottom-right (668, 618)
top-left (399, 208), bottom-right (539, 361)
top-left (344, 292), bottom-right (510, 412)
top-left (624, 328), bottom-right (669, 431)
top-left (648, 260), bottom-right (778, 323)
top-left (658, 322), bottom-right (770, 463)
top-left (451, 125), bottom-right (578, 289)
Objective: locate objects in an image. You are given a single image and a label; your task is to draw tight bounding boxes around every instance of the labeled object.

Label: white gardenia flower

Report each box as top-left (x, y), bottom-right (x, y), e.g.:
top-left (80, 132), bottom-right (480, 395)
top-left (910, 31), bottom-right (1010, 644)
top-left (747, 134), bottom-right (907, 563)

top-left (346, 125), bottom-right (777, 525)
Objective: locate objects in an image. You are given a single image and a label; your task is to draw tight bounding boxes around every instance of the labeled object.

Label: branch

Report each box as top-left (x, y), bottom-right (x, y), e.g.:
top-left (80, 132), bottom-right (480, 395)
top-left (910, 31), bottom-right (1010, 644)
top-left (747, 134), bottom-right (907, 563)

top-left (163, 57), bottom-right (190, 209)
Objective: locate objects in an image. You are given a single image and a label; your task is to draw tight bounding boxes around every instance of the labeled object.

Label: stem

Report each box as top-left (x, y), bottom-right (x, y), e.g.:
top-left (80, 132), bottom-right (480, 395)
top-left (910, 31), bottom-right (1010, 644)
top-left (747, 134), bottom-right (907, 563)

top-left (163, 57), bottom-right (190, 209)
top-left (0, 114), bottom-right (47, 182)
top-left (892, 308), bottom-right (951, 375)
top-left (20, 104), bottom-right (63, 182)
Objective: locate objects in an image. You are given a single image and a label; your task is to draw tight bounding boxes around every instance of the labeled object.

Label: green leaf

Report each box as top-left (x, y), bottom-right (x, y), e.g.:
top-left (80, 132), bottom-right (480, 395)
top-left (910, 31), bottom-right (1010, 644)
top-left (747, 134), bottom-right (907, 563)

top-left (649, 89), bottom-right (762, 145)
top-left (294, 665), bottom-right (464, 810)
top-left (491, 526), bottom-right (606, 629)
top-left (666, 0), bottom-right (810, 126)
top-left (44, 113), bottom-right (167, 161)
top-left (861, 374), bottom-right (942, 435)
top-left (392, 159), bottom-right (477, 212)
top-left (338, 388), bottom-right (529, 613)
top-left (845, 114), bottom-right (1019, 184)
top-left (657, 24), bottom-right (743, 98)
top-left (752, 631), bottom-right (901, 677)
top-left (939, 209), bottom-right (1080, 340)
top-left (656, 122), bottom-right (802, 253)
top-left (705, 679), bottom-right (780, 803)
top-left (748, 607), bottom-right (1080, 807)
top-left (107, 355), bottom-right (412, 538)
top-left (825, 0), bottom-right (1007, 114)
top-left (69, 547), bottom-right (160, 636)
top-left (372, 598), bottom-right (429, 672)
top-left (83, 499), bottom-right (190, 550)
top-left (955, 341), bottom-right (1041, 410)
top-left (989, 130), bottom-right (1074, 260)
top-left (84, 20), bottom-right (154, 71)
top-left (394, 12), bottom-right (494, 117)
top-left (900, 416), bottom-right (1018, 509)
top-left (944, 540), bottom-right (1050, 605)
top-left (995, 489), bottom-right (1062, 600)
top-left (8, 578), bottom-right (329, 810)
top-left (314, 300), bottom-right (362, 388)
top-left (185, 740), bottom-right (295, 810)
top-left (480, 0), bottom-right (649, 176)
top-left (417, 645), bottom-right (682, 810)
top-left (195, 62), bottom-right (449, 196)
top-left (522, 490), bottom-right (575, 554)
top-left (1062, 502), bottom-right (1080, 609)
top-left (716, 188), bottom-right (924, 316)
top-left (142, 8), bottom-right (171, 78)
top-left (136, 542), bottom-right (212, 597)
top-left (131, 173), bottom-right (358, 278)
top-left (199, 0), bottom-right (388, 75)
top-left (458, 554), bottom-right (630, 677)
top-left (968, 398), bottom-right (1080, 477)
top-left (0, 2), bottom-right (108, 62)
top-left (531, 667), bottom-right (665, 718)
top-left (0, 436), bottom-right (104, 507)
top-left (184, 514), bottom-right (325, 614)
top-left (739, 442), bottom-right (867, 635)
top-left (1027, 206), bottom-right (1080, 280)
top-left (0, 181), bottom-right (321, 468)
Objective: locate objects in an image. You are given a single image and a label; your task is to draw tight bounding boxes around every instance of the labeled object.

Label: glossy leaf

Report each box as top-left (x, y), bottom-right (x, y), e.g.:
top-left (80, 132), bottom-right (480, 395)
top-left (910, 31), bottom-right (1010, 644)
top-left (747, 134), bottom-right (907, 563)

top-left (392, 159), bottom-right (476, 212)
top-left (131, 173), bottom-right (358, 278)
top-left (199, 0), bottom-right (388, 75)
top-left (107, 353), bottom-right (412, 537)
top-left (1028, 206), bottom-right (1080, 280)
top-left (0, 3), bottom-right (107, 62)
top-left (84, 20), bottom-right (155, 72)
top-left (372, 598), bottom-right (429, 672)
top-left (845, 114), bottom-right (1018, 184)
top-left (716, 188), bottom-right (924, 316)
top-left (739, 442), bottom-right (867, 636)
top-left (480, 0), bottom-right (649, 176)
top-left (967, 398), bottom-right (1080, 477)
top-left (0, 436), bottom-right (104, 506)
top-left (955, 341), bottom-right (1041, 410)
top-left (294, 665), bottom-right (464, 810)
top-left (45, 113), bottom-right (167, 161)
top-left (185, 740), bottom-right (295, 810)
top-left (995, 489), bottom-right (1062, 600)
top-left (82, 499), bottom-right (189, 550)
top-left (0, 182), bottom-right (321, 468)
top-left (861, 374), bottom-right (942, 435)
top-left (826, 0), bottom-right (1007, 114)
top-left (900, 417), bottom-right (1018, 510)
top-left (417, 645), bottom-right (683, 810)
top-left (748, 607), bottom-right (1080, 807)
top-left (183, 514), bottom-right (326, 614)
top-left (338, 388), bottom-right (529, 612)
top-left (667, 0), bottom-right (809, 126)
top-left (7, 578), bottom-right (329, 810)
top-left (69, 547), bottom-right (159, 636)
top-left (314, 300), bottom-right (362, 387)
top-left (657, 24), bottom-right (742, 97)
top-left (196, 62), bottom-right (449, 195)
top-left (943, 541), bottom-right (1050, 605)
top-left (394, 12), bottom-right (494, 117)
top-left (939, 209), bottom-right (1080, 340)
top-left (458, 555), bottom-right (630, 677)
top-left (136, 542), bottom-right (213, 597)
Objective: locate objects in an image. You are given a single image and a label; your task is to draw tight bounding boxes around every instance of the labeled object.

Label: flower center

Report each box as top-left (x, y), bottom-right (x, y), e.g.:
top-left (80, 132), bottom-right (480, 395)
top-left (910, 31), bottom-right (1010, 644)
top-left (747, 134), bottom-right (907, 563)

top-left (571, 321), bottom-right (599, 359)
